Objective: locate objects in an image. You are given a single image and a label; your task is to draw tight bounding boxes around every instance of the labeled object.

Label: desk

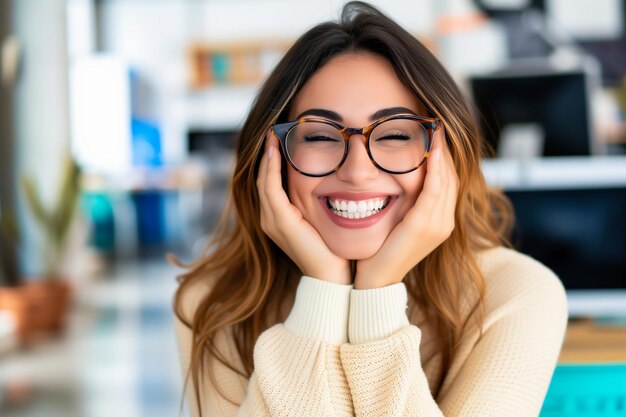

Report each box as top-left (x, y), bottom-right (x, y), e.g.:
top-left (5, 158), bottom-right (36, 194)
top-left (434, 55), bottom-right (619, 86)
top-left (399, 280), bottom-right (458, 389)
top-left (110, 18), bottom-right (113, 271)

top-left (543, 318), bottom-right (626, 416)
top-left (559, 318), bottom-right (626, 363)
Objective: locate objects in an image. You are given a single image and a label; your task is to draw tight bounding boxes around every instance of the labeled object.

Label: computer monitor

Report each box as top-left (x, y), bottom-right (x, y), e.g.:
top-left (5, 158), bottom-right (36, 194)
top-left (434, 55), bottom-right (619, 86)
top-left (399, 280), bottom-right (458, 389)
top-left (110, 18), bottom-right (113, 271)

top-left (470, 67), bottom-right (597, 158)
top-left (482, 156), bottom-right (626, 317)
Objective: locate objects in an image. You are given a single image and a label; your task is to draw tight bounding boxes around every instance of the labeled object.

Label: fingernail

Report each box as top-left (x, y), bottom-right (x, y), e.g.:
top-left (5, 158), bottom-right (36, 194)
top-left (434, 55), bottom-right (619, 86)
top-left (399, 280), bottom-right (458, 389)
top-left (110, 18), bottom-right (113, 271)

top-left (269, 145), bottom-right (273, 160)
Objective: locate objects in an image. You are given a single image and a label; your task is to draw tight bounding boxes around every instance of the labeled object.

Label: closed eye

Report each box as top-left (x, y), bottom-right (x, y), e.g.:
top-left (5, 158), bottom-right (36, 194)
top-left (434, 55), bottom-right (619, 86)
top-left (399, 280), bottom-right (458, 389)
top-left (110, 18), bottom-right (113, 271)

top-left (303, 135), bottom-right (341, 142)
top-left (376, 133), bottom-right (412, 141)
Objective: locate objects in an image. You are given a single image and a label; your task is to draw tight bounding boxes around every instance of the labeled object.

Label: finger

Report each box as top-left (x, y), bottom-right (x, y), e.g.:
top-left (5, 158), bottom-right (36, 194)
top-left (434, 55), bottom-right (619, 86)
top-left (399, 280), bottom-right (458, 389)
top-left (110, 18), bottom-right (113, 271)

top-left (435, 128), bottom-right (450, 205)
top-left (422, 123), bottom-right (446, 184)
top-left (437, 129), bottom-right (449, 192)
top-left (432, 147), bottom-right (453, 224)
top-left (438, 127), bottom-right (458, 207)
top-left (257, 129), bottom-right (274, 199)
top-left (257, 130), bottom-right (277, 235)
top-left (420, 134), bottom-right (444, 201)
top-left (444, 157), bottom-right (459, 226)
top-left (403, 145), bottom-right (442, 231)
top-left (437, 125), bottom-right (457, 189)
top-left (434, 129), bottom-right (458, 234)
top-left (421, 130), bottom-right (454, 234)
top-left (263, 129), bottom-right (294, 221)
top-left (428, 123), bottom-right (446, 155)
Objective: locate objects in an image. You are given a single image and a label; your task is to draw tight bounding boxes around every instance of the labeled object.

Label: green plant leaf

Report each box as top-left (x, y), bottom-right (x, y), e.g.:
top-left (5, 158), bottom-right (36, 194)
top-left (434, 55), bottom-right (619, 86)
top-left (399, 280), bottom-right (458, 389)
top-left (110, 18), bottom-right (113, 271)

top-left (51, 157), bottom-right (81, 247)
top-left (22, 175), bottom-right (52, 234)
top-left (21, 154), bottom-right (82, 277)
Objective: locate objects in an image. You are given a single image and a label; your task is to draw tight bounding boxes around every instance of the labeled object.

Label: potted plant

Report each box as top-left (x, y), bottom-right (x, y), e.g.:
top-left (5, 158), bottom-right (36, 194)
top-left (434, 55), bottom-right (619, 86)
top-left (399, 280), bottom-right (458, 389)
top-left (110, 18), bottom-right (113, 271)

top-left (0, 155), bottom-right (81, 346)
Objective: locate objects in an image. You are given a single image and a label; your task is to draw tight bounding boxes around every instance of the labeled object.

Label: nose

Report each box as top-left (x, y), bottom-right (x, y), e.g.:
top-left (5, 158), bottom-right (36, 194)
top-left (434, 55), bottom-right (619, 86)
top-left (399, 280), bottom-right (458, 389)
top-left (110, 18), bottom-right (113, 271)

top-left (335, 134), bottom-right (379, 185)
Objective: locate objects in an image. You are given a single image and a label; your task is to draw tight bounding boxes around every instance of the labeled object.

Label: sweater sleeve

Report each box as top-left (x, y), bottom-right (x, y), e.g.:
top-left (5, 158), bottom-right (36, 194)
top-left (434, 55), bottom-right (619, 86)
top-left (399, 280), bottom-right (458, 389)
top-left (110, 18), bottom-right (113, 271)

top-left (340, 264), bottom-right (568, 417)
top-left (174, 275), bottom-right (355, 417)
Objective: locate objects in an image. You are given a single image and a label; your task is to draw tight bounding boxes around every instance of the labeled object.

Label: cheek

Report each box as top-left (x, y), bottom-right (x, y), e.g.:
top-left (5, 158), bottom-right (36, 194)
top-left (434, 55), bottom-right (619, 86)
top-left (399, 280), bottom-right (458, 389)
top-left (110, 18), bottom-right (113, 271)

top-left (286, 167), bottom-right (318, 216)
top-left (286, 170), bottom-right (301, 207)
top-left (396, 169), bottom-right (427, 216)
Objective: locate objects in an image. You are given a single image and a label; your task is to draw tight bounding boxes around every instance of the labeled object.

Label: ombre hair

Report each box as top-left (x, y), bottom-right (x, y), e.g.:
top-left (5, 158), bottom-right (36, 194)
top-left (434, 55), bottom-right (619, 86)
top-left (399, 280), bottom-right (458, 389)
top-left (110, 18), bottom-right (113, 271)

top-left (172, 2), bottom-right (513, 414)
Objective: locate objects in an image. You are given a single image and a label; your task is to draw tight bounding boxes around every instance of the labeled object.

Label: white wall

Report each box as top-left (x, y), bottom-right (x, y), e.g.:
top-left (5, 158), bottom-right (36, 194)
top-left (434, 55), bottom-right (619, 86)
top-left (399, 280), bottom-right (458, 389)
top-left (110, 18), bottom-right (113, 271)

top-left (13, 0), bottom-right (70, 276)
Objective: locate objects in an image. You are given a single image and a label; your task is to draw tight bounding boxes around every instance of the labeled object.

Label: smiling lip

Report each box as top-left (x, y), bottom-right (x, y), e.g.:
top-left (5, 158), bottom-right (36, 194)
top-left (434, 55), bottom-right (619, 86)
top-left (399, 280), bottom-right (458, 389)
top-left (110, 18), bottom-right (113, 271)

top-left (319, 195), bottom-right (397, 229)
top-left (322, 191), bottom-right (395, 200)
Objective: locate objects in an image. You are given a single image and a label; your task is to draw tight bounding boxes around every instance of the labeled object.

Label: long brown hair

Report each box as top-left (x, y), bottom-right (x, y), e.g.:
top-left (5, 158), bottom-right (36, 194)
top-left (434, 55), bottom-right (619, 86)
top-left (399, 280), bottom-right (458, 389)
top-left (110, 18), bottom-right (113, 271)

top-left (172, 1), bottom-right (513, 414)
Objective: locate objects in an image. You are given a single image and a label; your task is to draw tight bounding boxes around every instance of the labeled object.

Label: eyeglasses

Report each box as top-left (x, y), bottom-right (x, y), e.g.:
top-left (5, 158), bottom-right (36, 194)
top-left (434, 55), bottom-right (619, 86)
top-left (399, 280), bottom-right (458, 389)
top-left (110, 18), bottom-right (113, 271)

top-left (271, 114), bottom-right (441, 177)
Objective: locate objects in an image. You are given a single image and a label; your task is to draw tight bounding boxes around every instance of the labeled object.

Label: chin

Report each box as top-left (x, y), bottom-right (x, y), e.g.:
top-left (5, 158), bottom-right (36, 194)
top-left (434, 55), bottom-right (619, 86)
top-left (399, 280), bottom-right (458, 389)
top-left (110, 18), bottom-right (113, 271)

top-left (325, 237), bottom-right (384, 260)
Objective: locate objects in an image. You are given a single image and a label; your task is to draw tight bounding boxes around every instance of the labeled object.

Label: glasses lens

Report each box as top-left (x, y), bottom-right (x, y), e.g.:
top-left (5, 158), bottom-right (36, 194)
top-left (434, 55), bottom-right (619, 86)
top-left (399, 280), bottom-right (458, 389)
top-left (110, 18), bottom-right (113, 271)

top-left (370, 119), bottom-right (429, 172)
top-left (285, 121), bottom-right (344, 175)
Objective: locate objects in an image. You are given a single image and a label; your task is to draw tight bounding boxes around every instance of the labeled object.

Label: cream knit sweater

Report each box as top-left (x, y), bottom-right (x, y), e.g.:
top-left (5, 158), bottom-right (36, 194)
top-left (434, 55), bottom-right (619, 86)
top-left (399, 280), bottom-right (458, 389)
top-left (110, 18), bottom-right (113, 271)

top-left (174, 246), bottom-right (569, 417)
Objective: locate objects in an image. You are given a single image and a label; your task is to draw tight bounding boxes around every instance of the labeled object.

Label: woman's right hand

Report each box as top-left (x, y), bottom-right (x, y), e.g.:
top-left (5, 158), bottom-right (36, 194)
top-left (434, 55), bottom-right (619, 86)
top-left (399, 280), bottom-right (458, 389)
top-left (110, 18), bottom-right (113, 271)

top-left (256, 129), bottom-right (352, 285)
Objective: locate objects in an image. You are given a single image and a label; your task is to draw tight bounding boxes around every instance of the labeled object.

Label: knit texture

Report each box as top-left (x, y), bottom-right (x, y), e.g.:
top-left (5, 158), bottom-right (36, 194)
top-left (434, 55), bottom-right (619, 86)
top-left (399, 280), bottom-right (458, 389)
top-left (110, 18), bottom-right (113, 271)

top-left (284, 274), bottom-right (353, 343)
top-left (174, 246), bottom-right (569, 417)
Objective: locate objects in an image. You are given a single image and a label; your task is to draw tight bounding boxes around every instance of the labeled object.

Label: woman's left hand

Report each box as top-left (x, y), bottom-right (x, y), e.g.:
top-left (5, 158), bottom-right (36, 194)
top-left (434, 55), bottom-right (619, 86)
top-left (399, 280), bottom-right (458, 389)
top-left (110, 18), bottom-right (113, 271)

top-left (354, 127), bottom-right (459, 289)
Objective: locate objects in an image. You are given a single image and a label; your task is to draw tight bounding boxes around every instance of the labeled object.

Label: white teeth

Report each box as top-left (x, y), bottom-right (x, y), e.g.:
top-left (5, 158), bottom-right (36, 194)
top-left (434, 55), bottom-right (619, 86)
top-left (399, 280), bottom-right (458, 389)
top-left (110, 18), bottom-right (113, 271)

top-left (328, 197), bottom-right (389, 211)
top-left (327, 196), bottom-right (392, 220)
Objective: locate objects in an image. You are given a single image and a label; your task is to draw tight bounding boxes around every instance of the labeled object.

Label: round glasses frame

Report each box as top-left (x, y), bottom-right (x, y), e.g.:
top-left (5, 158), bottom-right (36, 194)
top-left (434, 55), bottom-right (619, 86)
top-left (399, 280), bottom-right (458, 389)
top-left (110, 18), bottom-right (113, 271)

top-left (270, 114), bottom-right (442, 177)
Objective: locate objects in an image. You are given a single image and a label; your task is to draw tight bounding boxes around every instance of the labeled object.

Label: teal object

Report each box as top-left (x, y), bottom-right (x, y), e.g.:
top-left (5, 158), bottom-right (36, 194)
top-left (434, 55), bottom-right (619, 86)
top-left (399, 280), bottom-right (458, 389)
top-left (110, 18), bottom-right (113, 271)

top-left (212, 52), bottom-right (229, 84)
top-left (81, 192), bottom-right (115, 251)
top-left (540, 363), bottom-right (626, 417)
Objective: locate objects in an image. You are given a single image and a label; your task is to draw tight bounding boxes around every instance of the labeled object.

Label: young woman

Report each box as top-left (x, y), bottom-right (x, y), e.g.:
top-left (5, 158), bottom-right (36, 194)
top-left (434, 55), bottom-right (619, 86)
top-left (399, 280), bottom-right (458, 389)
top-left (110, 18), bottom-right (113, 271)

top-left (173, 2), bottom-right (568, 416)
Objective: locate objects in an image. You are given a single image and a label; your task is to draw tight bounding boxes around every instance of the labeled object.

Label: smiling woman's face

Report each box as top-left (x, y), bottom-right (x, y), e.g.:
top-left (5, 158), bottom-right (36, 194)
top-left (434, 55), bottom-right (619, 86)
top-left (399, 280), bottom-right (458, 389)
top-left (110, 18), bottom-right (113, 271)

top-left (285, 52), bottom-right (430, 260)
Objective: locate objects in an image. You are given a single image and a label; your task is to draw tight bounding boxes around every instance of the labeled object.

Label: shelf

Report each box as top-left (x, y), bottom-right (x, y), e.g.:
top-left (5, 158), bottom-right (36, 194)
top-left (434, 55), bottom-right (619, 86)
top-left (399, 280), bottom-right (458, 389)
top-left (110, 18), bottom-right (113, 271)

top-left (481, 155), bottom-right (626, 190)
top-left (187, 38), bottom-right (293, 89)
top-left (80, 162), bottom-right (215, 193)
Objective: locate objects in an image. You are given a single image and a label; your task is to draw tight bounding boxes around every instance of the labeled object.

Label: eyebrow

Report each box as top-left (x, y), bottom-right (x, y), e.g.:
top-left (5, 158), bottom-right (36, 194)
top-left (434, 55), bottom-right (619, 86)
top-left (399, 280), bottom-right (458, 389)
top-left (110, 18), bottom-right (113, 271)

top-left (295, 106), bottom-right (418, 122)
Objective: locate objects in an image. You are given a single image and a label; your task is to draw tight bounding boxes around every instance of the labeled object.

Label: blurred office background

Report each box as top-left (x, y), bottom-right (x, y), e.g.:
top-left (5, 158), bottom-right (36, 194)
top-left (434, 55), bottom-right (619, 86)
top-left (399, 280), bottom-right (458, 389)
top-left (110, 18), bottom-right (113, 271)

top-left (1, 0), bottom-right (626, 416)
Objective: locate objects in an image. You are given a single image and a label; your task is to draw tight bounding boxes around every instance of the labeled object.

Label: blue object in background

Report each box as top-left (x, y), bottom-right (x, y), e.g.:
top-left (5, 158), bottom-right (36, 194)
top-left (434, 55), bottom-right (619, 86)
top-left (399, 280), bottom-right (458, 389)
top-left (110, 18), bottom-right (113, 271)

top-left (131, 191), bottom-right (165, 248)
top-left (130, 118), bottom-right (174, 251)
top-left (131, 118), bottom-right (162, 167)
top-left (540, 363), bottom-right (626, 417)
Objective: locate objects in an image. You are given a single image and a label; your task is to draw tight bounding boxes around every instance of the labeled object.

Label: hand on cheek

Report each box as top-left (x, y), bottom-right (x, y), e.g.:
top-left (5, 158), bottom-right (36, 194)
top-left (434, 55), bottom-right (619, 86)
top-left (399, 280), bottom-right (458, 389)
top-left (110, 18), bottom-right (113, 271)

top-left (354, 127), bottom-right (459, 289)
top-left (256, 129), bottom-right (352, 285)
